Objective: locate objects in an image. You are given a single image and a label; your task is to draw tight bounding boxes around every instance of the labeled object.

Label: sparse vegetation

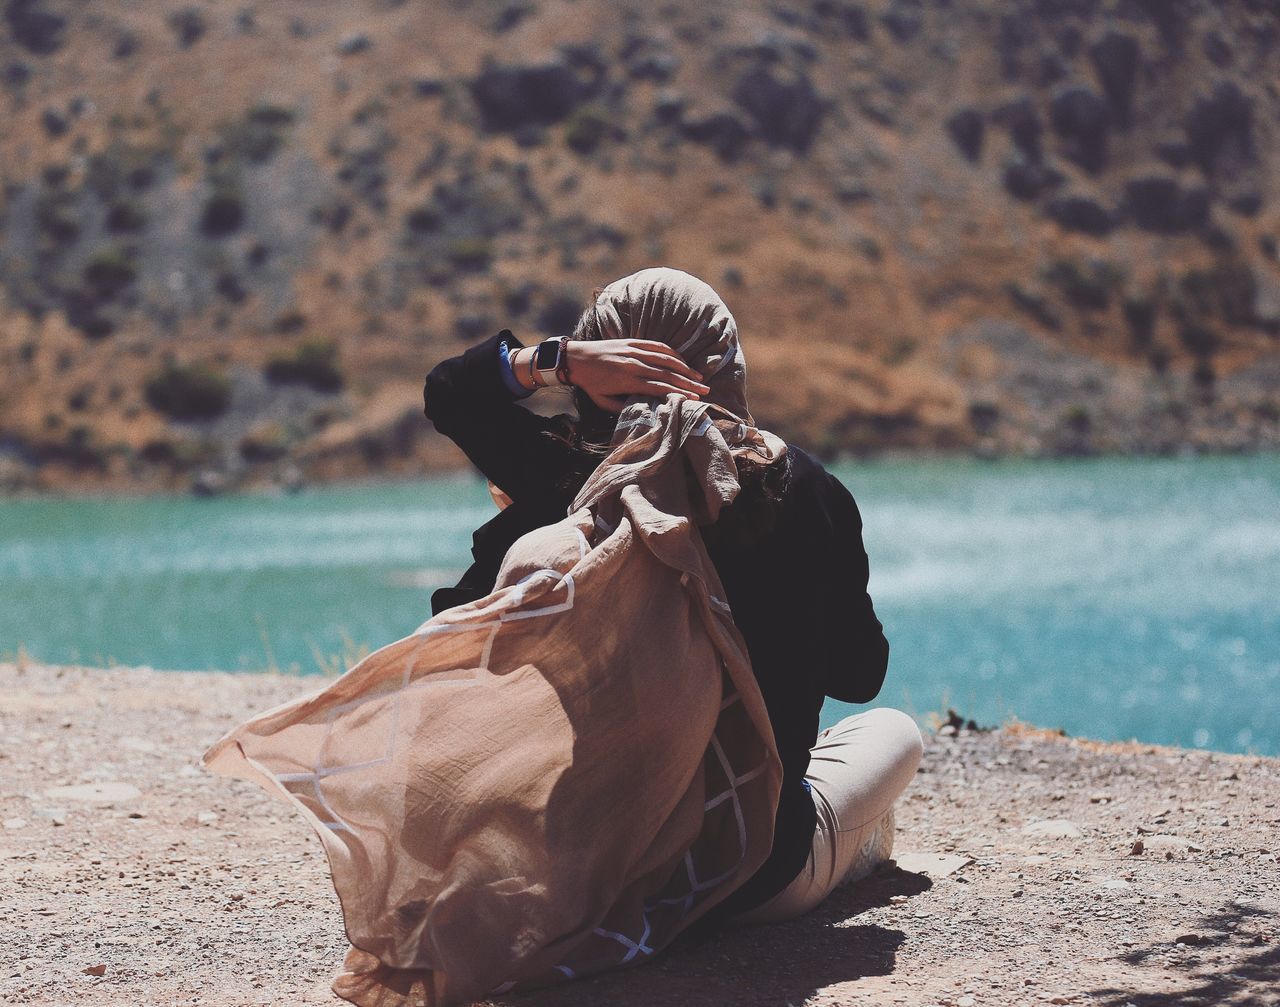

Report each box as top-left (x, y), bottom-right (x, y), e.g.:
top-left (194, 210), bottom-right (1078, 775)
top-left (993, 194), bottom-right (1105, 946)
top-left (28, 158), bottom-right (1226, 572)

top-left (166, 6), bottom-right (206, 48)
top-left (265, 339), bottom-right (343, 393)
top-left (82, 247), bottom-right (138, 298)
top-left (968, 401), bottom-right (1000, 436)
top-left (239, 422), bottom-right (292, 462)
top-left (446, 237), bottom-right (493, 272)
top-left (144, 363), bottom-right (232, 421)
top-left (564, 105), bottom-right (615, 155)
top-left (223, 104), bottom-right (298, 164)
top-left (1042, 258), bottom-right (1125, 312)
top-left (1173, 260), bottom-right (1257, 328)
top-left (105, 198), bottom-right (148, 234)
top-left (200, 188), bottom-right (246, 238)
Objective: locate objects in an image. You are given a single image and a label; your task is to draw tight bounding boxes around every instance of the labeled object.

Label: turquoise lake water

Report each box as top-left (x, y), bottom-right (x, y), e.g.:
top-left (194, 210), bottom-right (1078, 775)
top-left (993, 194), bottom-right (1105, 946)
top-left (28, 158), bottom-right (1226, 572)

top-left (2, 455), bottom-right (1277, 755)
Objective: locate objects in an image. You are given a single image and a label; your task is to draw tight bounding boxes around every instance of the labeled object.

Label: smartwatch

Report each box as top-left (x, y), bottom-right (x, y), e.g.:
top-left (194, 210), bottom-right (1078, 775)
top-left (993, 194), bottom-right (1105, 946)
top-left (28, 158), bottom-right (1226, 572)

top-left (532, 337), bottom-right (570, 386)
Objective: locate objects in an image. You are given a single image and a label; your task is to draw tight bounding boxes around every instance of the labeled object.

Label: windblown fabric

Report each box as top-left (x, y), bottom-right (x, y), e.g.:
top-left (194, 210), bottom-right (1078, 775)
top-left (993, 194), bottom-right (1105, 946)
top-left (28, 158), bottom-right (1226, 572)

top-left (202, 267), bottom-right (787, 1006)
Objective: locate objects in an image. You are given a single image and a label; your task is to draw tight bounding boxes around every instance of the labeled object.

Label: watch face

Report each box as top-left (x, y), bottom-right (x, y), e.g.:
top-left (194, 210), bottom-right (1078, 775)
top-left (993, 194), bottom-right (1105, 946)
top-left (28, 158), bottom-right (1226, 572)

top-left (534, 340), bottom-right (560, 370)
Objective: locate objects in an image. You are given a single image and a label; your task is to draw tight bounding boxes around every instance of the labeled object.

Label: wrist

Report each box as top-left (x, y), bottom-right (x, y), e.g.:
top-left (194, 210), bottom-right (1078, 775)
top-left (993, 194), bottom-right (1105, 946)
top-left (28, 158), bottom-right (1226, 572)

top-left (531, 337), bottom-right (573, 388)
top-left (510, 346), bottom-right (538, 391)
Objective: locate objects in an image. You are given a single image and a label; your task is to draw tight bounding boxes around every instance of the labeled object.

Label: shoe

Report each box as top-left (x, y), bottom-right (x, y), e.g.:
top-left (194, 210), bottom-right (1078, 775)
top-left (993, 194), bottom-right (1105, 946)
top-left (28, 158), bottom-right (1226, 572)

top-left (835, 806), bottom-right (896, 888)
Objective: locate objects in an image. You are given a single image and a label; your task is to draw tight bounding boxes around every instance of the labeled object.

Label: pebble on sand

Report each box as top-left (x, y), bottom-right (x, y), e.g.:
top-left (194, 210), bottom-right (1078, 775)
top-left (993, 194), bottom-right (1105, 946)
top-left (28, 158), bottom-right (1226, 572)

top-left (45, 782), bottom-right (141, 803)
top-left (1021, 820), bottom-right (1083, 839)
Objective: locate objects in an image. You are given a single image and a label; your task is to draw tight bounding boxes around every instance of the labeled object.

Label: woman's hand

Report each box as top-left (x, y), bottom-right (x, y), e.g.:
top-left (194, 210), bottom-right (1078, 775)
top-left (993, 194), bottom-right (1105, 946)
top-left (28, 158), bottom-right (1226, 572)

top-left (517, 340), bottom-right (711, 413)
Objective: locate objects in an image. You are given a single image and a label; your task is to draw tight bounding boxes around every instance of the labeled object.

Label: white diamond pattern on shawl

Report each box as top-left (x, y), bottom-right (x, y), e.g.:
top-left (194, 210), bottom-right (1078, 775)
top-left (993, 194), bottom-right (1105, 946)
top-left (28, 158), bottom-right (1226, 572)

top-left (548, 681), bottom-right (771, 980)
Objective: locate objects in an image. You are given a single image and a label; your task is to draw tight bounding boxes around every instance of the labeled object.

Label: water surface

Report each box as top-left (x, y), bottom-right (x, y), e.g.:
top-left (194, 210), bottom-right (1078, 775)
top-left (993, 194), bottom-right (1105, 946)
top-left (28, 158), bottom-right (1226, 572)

top-left (2, 455), bottom-right (1276, 755)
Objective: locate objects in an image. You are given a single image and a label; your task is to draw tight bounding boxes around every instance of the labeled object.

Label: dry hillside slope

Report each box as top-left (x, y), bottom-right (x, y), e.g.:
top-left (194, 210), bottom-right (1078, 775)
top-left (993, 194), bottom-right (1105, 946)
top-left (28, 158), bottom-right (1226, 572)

top-left (2, 0), bottom-right (1279, 493)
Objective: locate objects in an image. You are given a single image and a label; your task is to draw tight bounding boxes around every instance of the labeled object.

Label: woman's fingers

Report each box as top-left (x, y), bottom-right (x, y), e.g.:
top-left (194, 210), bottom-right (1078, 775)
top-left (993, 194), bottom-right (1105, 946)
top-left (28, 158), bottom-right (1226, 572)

top-left (626, 341), bottom-right (708, 382)
top-left (632, 379), bottom-right (702, 400)
top-left (631, 363), bottom-right (709, 396)
top-left (631, 350), bottom-right (709, 386)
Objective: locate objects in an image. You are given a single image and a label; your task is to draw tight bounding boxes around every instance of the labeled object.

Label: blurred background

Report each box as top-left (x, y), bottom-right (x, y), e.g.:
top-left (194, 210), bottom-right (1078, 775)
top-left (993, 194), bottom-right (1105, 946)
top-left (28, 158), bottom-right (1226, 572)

top-left (1, 0), bottom-right (1277, 752)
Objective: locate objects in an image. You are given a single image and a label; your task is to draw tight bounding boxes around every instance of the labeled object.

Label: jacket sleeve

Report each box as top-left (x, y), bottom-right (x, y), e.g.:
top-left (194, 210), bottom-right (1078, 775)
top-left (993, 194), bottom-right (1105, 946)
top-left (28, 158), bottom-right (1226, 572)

top-left (818, 473), bottom-right (890, 704)
top-left (423, 330), bottom-right (578, 507)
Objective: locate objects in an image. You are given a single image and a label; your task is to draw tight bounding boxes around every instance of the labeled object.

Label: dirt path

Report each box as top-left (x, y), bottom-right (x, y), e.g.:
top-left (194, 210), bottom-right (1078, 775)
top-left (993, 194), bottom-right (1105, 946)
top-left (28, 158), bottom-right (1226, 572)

top-left (2, 661), bottom-right (1276, 1006)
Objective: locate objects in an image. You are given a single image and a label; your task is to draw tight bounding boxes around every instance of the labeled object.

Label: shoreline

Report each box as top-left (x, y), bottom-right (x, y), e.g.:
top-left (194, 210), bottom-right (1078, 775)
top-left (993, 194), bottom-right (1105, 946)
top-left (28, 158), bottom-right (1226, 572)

top-left (3, 661), bottom-right (1277, 1006)
top-left (1, 446), bottom-right (1277, 503)
top-left (1, 653), bottom-right (1271, 761)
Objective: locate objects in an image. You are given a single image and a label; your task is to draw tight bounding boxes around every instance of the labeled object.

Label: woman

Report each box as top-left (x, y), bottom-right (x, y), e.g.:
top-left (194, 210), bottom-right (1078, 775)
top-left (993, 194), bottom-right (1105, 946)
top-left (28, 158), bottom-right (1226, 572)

top-left (423, 267), bottom-right (923, 926)
top-left (204, 267), bottom-right (921, 1005)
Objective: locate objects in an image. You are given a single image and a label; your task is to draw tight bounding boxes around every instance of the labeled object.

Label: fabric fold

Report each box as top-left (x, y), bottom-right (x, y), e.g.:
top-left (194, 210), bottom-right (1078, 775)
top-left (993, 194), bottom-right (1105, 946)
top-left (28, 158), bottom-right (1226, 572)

top-left (203, 266), bottom-right (789, 1005)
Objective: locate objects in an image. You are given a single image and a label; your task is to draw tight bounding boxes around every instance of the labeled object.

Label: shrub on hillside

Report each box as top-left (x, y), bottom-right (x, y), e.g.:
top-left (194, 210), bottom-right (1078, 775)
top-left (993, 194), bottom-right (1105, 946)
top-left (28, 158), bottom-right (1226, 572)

top-left (1042, 258), bottom-right (1124, 312)
top-left (144, 363), bottom-right (232, 421)
top-left (1174, 261), bottom-right (1257, 328)
top-left (564, 105), bottom-right (617, 155)
top-left (82, 247), bottom-right (138, 298)
top-left (200, 189), bottom-right (245, 238)
top-left (446, 238), bottom-right (493, 273)
top-left (264, 339), bottom-right (343, 393)
top-left (239, 422), bottom-right (292, 462)
top-left (224, 103), bottom-right (297, 164)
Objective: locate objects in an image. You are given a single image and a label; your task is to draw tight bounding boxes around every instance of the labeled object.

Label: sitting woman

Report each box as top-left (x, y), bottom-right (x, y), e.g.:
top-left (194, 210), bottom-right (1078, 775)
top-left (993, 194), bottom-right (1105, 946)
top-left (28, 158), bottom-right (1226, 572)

top-left (423, 266), bottom-right (924, 927)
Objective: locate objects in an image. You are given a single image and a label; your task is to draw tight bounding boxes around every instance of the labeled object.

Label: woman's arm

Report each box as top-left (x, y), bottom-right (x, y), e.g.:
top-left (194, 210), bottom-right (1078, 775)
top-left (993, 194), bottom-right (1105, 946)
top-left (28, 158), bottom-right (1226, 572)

top-left (423, 330), bottom-right (709, 506)
top-left (423, 330), bottom-right (576, 506)
top-left (508, 339), bottom-right (709, 411)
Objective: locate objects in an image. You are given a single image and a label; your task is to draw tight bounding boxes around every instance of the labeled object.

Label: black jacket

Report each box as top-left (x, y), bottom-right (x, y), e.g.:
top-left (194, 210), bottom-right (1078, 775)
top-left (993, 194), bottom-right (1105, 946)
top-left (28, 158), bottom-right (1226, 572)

top-left (423, 330), bottom-right (890, 916)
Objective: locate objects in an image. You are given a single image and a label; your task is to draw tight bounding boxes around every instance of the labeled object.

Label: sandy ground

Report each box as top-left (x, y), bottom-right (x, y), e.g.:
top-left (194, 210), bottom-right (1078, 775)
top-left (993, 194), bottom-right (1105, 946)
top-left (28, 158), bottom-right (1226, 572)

top-left (1, 661), bottom-right (1277, 1007)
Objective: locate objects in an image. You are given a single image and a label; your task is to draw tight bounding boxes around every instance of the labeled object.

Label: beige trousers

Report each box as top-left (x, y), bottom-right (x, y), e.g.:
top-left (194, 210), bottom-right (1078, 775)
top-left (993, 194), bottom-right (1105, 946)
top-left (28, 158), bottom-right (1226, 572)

top-left (729, 707), bottom-right (924, 925)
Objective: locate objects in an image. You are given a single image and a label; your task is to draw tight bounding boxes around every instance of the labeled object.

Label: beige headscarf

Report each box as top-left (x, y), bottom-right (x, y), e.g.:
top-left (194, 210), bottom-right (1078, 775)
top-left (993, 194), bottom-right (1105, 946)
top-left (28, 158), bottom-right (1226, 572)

top-left (203, 267), bottom-right (787, 1006)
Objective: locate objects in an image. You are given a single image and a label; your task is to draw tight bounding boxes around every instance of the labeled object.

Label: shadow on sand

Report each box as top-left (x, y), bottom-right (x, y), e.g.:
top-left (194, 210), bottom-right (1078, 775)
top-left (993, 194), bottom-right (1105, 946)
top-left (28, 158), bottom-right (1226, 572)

top-left (498, 864), bottom-right (933, 1007)
top-left (1088, 899), bottom-right (1279, 1007)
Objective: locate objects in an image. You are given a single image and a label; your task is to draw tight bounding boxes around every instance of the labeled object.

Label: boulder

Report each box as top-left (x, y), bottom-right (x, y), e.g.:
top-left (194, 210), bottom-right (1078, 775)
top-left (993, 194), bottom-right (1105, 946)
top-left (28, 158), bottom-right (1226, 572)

top-left (1185, 80), bottom-right (1253, 175)
top-left (620, 35), bottom-right (679, 82)
top-left (879, 0), bottom-right (923, 43)
top-left (1129, 0), bottom-right (1190, 50)
top-left (167, 6), bottom-right (207, 49)
top-left (1088, 32), bottom-right (1139, 127)
top-left (40, 106), bottom-right (68, 137)
top-left (731, 66), bottom-right (824, 154)
top-left (1045, 195), bottom-right (1116, 236)
top-left (1226, 191), bottom-right (1262, 217)
top-left (471, 60), bottom-right (599, 132)
top-left (808, 0), bottom-right (870, 40)
top-left (652, 88), bottom-right (685, 123)
top-left (1251, 267), bottom-right (1280, 334)
top-left (1035, 50), bottom-right (1071, 88)
top-left (336, 32), bottom-right (371, 56)
top-left (1049, 84), bottom-right (1111, 174)
top-left (1154, 134), bottom-right (1192, 169)
top-left (997, 11), bottom-right (1033, 81)
top-left (1122, 175), bottom-right (1209, 232)
top-left (945, 107), bottom-right (984, 162)
top-left (680, 110), bottom-right (751, 163)
top-left (1002, 154), bottom-right (1064, 201)
top-left (5, 0), bottom-right (67, 55)
top-left (1033, 0), bottom-right (1098, 16)
top-left (1203, 30), bottom-right (1233, 67)
top-left (990, 95), bottom-right (1042, 161)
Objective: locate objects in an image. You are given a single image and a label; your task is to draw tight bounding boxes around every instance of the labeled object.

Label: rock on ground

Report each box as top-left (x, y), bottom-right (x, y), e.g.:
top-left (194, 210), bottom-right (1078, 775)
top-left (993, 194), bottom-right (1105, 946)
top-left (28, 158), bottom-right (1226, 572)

top-left (1, 662), bottom-right (1277, 1007)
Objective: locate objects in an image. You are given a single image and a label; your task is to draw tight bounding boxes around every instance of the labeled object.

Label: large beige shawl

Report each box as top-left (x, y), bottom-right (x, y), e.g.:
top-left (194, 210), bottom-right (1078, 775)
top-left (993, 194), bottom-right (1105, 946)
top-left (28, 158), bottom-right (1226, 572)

top-left (202, 268), bottom-right (788, 1006)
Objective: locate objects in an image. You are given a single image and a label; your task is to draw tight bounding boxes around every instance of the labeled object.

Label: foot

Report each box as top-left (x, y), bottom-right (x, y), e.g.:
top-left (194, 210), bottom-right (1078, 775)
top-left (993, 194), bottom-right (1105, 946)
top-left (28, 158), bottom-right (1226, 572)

top-left (836, 806), bottom-right (896, 888)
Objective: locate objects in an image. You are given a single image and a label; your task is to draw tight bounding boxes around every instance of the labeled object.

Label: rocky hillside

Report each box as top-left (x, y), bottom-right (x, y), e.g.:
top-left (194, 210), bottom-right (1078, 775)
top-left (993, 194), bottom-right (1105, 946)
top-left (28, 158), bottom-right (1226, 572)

top-left (1, 0), bottom-right (1278, 493)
